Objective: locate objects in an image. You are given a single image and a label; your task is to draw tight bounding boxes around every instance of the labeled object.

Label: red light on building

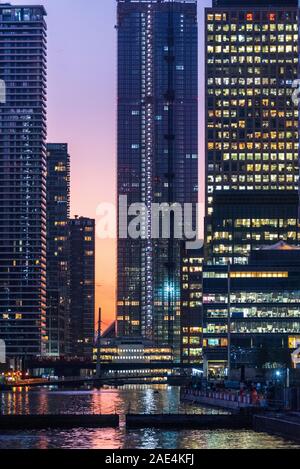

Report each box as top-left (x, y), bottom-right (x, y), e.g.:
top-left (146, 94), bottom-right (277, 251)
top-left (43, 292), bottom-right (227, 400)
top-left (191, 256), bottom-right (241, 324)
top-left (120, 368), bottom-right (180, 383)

top-left (246, 13), bottom-right (253, 21)
top-left (269, 13), bottom-right (276, 21)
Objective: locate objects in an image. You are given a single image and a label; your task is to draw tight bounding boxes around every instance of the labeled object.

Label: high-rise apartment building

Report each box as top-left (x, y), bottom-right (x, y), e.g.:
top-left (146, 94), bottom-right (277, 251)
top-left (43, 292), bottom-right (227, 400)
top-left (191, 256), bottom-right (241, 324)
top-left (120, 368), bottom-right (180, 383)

top-left (0, 5), bottom-right (47, 357)
top-left (46, 143), bottom-right (70, 357)
top-left (117, 0), bottom-right (198, 361)
top-left (69, 217), bottom-right (95, 358)
top-left (205, 0), bottom-right (299, 264)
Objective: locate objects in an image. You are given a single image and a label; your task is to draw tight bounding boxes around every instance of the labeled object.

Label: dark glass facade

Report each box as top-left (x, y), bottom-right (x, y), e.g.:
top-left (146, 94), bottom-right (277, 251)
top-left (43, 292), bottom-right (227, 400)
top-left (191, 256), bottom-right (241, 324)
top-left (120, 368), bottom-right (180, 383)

top-left (69, 217), bottom-right (95, 358)
top-left (46, 143), bottom-right (70, 357)
top-left (0, 6), bottom-right (47, 357)
top-left (117, 0), bottom-right (198, 361)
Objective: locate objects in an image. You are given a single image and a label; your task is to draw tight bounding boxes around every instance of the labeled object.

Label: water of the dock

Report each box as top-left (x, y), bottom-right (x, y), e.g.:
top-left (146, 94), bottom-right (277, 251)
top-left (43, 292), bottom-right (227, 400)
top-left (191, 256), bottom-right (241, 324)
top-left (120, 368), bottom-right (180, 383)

top-left (0, 385), bottom-right (299, 449)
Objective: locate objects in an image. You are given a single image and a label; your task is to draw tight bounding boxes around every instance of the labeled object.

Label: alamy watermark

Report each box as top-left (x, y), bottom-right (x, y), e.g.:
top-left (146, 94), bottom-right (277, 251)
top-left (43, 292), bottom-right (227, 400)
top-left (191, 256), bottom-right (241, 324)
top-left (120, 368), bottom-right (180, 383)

top-left (0, 79), bottom-right (6, 104)
top-left (0, 340), bottom-right (6, 364)
top-left (96, 196), bottom-right (203, 250)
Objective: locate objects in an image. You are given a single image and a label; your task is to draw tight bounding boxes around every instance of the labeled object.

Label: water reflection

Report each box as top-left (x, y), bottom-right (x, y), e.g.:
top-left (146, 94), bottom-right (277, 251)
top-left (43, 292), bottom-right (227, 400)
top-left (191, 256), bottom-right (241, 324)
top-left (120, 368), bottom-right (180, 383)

top-left (0, 385), bottom-right (299, 449)
top-left (0, 385), bottom-right (228, 416)
top-left (0, 428), bottom-right (298, 450)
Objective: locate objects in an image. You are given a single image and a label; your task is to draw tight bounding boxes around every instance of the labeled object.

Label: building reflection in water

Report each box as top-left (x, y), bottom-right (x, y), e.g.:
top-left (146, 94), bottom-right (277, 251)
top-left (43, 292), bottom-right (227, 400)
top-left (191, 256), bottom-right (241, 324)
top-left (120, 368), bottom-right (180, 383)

top-left (0, 386), bottom-right (299, 449)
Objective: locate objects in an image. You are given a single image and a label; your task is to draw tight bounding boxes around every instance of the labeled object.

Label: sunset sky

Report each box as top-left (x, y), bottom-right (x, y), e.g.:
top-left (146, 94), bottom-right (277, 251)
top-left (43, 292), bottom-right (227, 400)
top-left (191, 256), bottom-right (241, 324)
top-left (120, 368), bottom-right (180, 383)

top-left (9, 0), bottom-right (210, 328)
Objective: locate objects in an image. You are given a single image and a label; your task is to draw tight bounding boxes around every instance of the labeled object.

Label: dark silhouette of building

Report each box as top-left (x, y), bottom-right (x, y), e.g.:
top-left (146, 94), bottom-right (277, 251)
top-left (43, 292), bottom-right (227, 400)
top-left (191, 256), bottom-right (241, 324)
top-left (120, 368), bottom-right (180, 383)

top-left (101, 321), bottom-right (116, 340)
top-left (46, 143), bottom-right (70, 356)
top-left (69, 217), bottom-right (95, 358)
top-left (0, 5), bottom-right (47, 357)
top-left (117, 0), bottom-right (198, 362)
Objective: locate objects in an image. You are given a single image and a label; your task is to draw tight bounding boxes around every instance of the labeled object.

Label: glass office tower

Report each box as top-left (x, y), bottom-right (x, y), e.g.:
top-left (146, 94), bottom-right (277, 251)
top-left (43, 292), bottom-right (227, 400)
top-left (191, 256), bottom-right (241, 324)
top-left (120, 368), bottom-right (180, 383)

top-left (0, 6), bottom-right (47, 358)
top-left (46, 144), bottom-right (70, 357)
top-left (116, 0), bottom-right (198, 361)
top-left (203, 0), bottom-right (300, 373)
top-left (203, 244), bottom-right (300, 374)
top-left (205, 0), bottom-right (299, 259)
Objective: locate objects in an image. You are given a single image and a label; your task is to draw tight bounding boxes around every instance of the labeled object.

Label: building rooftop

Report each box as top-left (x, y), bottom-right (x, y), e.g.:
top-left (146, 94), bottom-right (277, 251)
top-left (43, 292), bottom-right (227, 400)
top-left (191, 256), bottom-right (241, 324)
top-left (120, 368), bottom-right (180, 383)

top-left (0, 4), bottom-right (47, 15)
top-left (101, 322), bottom-right (116, 339)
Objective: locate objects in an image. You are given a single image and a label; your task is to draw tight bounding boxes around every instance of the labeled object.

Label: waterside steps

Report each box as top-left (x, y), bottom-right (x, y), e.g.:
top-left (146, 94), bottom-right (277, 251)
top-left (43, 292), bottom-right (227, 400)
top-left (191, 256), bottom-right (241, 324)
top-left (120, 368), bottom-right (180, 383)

top-left (0, 414), bottom-right (119, 430)
top-left (125, 413), bottom-right (253, 430)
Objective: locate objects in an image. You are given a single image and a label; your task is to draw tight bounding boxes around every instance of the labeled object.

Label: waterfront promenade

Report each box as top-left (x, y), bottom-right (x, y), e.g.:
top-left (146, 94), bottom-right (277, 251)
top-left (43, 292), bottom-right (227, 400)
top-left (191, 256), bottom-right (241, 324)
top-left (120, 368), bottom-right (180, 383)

top-left (181, 387), bottom-right (261, 410)
top-left (181, 387), bottom-right (300, 443)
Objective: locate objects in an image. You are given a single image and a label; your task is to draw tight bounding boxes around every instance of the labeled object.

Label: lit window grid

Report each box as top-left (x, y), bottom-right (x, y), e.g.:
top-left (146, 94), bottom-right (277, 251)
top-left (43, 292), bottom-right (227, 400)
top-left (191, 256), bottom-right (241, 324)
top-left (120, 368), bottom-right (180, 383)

top-left (210, 217), bottom-right (300, 265)
top-left (0, 6), bottom-right (47, 357)
top-left (205, 8), bottom-right (299, 215)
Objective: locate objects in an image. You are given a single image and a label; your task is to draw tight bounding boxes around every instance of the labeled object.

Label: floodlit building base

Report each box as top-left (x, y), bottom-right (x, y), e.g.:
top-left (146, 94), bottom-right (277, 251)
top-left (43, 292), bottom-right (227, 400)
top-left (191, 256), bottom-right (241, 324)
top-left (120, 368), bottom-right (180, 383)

top-left (94, 337), bottom-right (173, 366)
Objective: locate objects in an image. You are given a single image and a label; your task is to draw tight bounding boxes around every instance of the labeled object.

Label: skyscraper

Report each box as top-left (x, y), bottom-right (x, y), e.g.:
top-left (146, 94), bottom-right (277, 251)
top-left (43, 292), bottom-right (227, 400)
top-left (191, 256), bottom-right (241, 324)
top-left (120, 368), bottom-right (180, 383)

top-left (203, 0), bottom-right (300, 374)
top-left (117, 0), bottom-right (198, 361)
top-left (46, 143), bottom-right (70, 357)
top-left (0, 5), bottom-right (47, 358)
top-left (69, 217), bottom-right (95, 358)
top-left (205, 0), bottom-right (299, 264)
